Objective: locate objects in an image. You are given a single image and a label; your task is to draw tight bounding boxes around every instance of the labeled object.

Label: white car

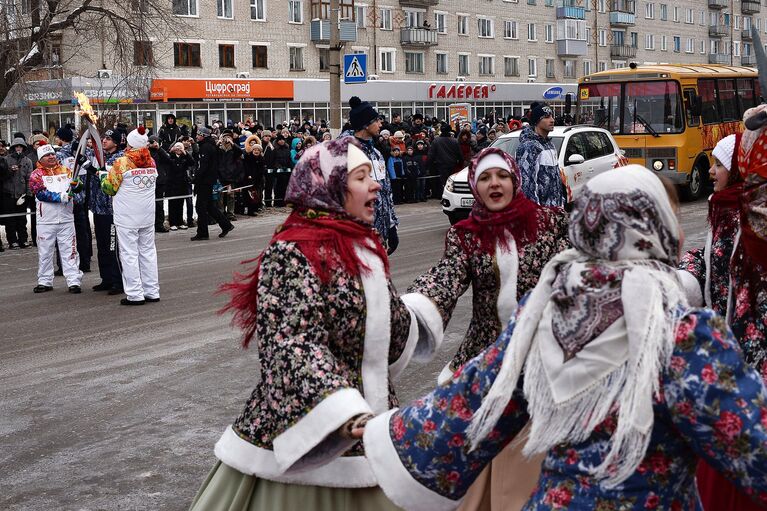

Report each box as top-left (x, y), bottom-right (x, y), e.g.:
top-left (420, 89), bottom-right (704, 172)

top-left (441, 126), bottom-right (625, 224)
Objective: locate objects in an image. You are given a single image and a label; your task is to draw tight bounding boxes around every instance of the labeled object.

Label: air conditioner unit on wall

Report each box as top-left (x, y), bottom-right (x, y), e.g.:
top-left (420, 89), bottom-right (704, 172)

top-left (236, 71), bottom-right (251, 78)
top-left (527, 77), bottom-right (537, 83)
top-left (456, 76), bottom-right (466, 82)
top-left (97, 69), bottom-right (112, 79)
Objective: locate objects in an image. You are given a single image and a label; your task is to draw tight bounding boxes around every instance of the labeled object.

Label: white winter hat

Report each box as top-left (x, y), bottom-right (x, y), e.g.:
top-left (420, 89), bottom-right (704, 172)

top-left (37, 144), bottom-right (56, 159)
top-left (347, 143), bottom-right (372, 174)
top-left (473, 152), bottom-right (511, 185)
top-left (126, 126), bottom-right (149, 149)
top-left (712, 134), bottom-right (736, 172)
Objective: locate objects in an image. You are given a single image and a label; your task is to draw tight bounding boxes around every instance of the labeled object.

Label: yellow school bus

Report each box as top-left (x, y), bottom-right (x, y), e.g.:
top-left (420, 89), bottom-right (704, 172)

top-left (576, 64), bottom-right (760, 199)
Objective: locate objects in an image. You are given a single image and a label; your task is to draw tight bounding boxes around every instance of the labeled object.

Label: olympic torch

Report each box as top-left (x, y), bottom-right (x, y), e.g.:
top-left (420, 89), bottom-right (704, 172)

top-left (72, 92), bottom-right (105, 204)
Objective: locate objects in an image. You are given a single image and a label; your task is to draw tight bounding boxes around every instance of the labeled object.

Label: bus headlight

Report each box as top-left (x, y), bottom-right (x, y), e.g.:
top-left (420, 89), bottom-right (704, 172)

top-left (445, 176), bottom-right (455, 193)
top-left (652, 160), bottom-right (664, 171)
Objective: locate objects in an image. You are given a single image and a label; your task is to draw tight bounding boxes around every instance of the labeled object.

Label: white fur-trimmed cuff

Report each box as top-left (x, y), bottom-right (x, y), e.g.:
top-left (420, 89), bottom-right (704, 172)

top-left (401, 292), bottom-right (445, 362)
top-left (363, 409), bottom-right (460, 511)
top-left (390, 306), bottom-right (421, 378)
top-left (272, 387), bottom-right (372, 473)
top-left (676, 269), bottom-right (704, 307)
top-left (214, 426), bottom-right (378, 488)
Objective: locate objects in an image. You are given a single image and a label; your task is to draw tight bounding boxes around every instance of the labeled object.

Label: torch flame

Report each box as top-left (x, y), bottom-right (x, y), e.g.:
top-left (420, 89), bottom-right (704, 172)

top-left (75, 92), bottom-right (98, 123)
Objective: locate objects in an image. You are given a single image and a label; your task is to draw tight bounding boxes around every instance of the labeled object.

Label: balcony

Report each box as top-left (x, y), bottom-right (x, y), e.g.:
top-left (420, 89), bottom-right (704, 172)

top-left (611, 44), bottom-right (637, 58)
top-left (742, 54), bottom-right (756, 65)
top-left (557, 5), bottom-right (586, 18)
top-left (742, 0), bottom-right (761, 14)
top-left (708, 0), bottom-right (727, 8)
top-left (709, 24), bottom-right (728, 37)
top-left (309, 19), bottom-right (357, 42)
top-left (400, 27), bottom-right (438, 46)
top-left (743, 28), bottom-right (753, 40)
top-left (610, 11), bottom-right (636, 26)
top-left (557, 39), bottom-right (588, 56)
top-left (709, 53), bottom-right (730, 64)
top-left (399, 0), bottom-right (438, 6)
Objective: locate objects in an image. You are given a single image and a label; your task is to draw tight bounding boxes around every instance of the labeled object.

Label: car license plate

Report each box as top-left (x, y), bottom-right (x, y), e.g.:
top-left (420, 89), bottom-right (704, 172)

top-left (461, 198), bottom-right (475, 207)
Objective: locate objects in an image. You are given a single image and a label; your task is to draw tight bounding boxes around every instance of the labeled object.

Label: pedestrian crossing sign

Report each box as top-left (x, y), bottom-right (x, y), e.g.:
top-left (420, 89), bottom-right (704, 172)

top-left (344, 54), bottom-right (367, 84)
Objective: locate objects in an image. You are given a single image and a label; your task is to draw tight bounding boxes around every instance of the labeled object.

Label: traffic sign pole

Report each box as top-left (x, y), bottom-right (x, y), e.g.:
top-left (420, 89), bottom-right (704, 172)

top-left (330, 0), bottom-right (341, 136)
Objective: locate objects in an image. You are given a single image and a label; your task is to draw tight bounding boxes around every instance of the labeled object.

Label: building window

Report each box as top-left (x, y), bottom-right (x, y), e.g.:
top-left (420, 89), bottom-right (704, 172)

top-left (133, 41), bottom-right (153, 66)
top-left (404, 10), bottom-right (424, 28)
top-left (586, 27), bottom-right (591, 44)
top-left (598, 61), bottom-right (607, 72)
top-left (436, 53), bottom-right (448, 74)
top-left (734, 40), bottom-right (741, 56)
top-left (661, 35), bottom-right (667, 51)
top-left (172, 0), bottom-right (197, 15)
top-left (672, 6), bottom-right (679, 22)
top-left (528, 0), bottom-right (536, 5)
top-left (598, 0), bottom-right (606, 12)
top-left (504, 56), bottom-right (519, 76)
top-left (528, 57), bottom-right (538, 77)
top-left (685, 37), bottom-right (694, 53)
top-left (478, 55), bottom-right (495, 75)
top-left (645, 2), bottom-right (654, 19)
top-left (735, 15), bottom-right (740, 30)
top-left (528, 23), bottom-right (537, 41)
top-left (583, 59), bottom-right (592, 76)
top-left (318, 48), bottom-right (330, 71)
top-left (250, 0), bottom-right (265, 20)
top-left (379, 48), bottom-right (395, 72)
top-left (504, 20), bottom-right (518, 39)
top-left (219, 44), bottom-right (235, 67)
top-left (598, 29), bottom-right (607, 46)
top-left (673, 35), bottom-right (681, 52)
top-left (645, 34), bottom-right (655, 49)
top-left (217, 0), bottom-right (232, 18)
top-left (458, 15), bottom-right (468, 35)
top-left (356, 6), bottom-right (366, 28)
top-left (563, 59), bottom-right (575, 78)
top-left (174, 42), bottom-right (201, 67)
top-left (288, 0), bottom-right (302, 23)
top-left (659, 3), bottom-right (667, 20)
top-left (378, 8), bottom-right (391, 30)
top-left (289, 46), bottom-right (304, 70)
top-left (700, 40), bottom-right (706, 53)
top-left (478, 17), bottom-right (494, 38)
top-left (252, 45), bottom-right (268, 68)
top-left (685, 8), bottom-right (693, 24)
top-left (545, 23), bottom-right (554, 42)
top-left (405, 51), bottom-right (424, 73)
top-left (545, 58), bottom-right (555, 78)
top-left (458, 53), bottom-right (470, 75)
top-left (435, 12), bottom-right (447, 33)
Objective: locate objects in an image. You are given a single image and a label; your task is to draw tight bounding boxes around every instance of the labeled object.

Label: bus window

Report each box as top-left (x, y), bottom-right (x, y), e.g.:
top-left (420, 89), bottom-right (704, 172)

top-left (623, 81), bottom-right (683, 134)
top-left (738, 78), bottom-right (756, 114)
top-left (718, 79), bottom-right (739, 122)
top-left (683, 89), bottom-right (700, 127)
top-left (578, 83), bottom-right (621, 133)
top-left (698, 79), bottom-right (720, 124)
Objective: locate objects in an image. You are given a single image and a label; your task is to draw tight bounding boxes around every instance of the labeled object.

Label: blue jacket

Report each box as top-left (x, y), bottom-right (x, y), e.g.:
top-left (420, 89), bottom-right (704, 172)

top-left (515, 126), bottom-right (565, 207)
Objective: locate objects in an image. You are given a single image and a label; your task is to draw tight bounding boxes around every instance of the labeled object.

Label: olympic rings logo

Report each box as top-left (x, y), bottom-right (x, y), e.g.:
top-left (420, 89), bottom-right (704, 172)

top-left (132, 175), bottom-right (156, 189)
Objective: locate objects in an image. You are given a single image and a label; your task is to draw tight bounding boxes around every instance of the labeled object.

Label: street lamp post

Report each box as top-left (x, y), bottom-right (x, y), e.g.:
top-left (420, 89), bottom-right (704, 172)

top-left (329, 0), bottom-right (342, 136)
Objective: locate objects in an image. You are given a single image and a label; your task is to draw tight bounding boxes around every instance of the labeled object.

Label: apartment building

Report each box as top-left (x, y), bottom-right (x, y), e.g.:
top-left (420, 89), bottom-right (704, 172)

top-left (2, 0), bottom-right (764, 137)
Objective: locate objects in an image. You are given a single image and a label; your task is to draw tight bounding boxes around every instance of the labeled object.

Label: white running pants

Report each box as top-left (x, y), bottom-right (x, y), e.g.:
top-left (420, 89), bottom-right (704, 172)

top-left (37, 222), bottom-right (82, 287)
top-left (116, 225), bottom-right (160, 302)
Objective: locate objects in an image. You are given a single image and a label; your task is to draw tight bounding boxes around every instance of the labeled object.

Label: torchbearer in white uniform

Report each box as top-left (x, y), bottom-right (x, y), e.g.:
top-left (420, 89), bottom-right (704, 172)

top-left (100, 126), bottom-right (160, 306)
top-left (28, 144), bottom-right (83, 294)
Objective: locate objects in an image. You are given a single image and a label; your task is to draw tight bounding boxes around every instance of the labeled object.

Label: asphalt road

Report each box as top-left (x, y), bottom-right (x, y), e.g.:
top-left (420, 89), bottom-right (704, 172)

top-left (0, 198), bottom-right (709, 511)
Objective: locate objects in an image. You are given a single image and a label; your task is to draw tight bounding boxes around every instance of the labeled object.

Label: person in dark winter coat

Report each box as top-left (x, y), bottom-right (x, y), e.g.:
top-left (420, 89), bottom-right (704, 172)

top-left (270, 135), bottom-right (293, 207)
top-left (158, 114), bottom-right (182, 151)
top-left (2, 138), bottom-right (33, 248)
top-left (164, 142), bottom-right (196, 230)
top-left (191, 127), bottom-right (234, 241)
top-left (428, 123), bottom-right (463, 191)
top-left (515, 102), bottom-right (565, 207)
top-left (260, 131), bottom-right (275, 207)
top-left (402, 145), bottom-right (422, 203)
top-left (387, 146), bottom-right (405, 204)
top-left (148, 136), bottom-right (170, 232)
top-left (218, 131), bottom-right (244, 220)
top-left (243, 137), bottom-right (265, 216)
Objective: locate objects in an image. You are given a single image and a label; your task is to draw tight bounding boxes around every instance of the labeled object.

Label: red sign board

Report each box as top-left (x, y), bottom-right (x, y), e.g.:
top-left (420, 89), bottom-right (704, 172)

top-left (427, 83), bottom-right (497, 100)
top-left (149, 79), bottom-right (294, 102)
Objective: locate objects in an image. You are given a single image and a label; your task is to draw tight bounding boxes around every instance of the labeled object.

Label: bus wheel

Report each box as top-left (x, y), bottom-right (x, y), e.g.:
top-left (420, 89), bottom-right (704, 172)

top-left (682, 164), bottom-right (705, 201)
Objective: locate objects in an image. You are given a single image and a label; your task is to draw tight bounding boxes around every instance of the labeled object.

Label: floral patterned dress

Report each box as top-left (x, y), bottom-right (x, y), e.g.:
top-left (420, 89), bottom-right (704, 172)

top-left (212, 240), bottom-right (426, 488)
top-left (362, 300), bottom-right (767, 511)
top-left (408, 209), bottom-right (570, 375)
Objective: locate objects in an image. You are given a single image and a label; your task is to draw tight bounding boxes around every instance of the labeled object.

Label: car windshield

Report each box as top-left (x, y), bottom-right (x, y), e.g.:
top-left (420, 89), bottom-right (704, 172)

top-left (578, 80), bottom-right (684, 135)
top-left (491, 135), bottom-right (564, 157)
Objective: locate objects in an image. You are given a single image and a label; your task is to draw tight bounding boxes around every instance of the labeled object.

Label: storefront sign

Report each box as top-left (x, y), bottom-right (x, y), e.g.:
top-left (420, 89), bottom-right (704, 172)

top-left (543, 86), bottom-right (564, 100)
top-left (149, 79), bottom-right (294, 102)
top-left (427, 83), bottom-right (497, 100)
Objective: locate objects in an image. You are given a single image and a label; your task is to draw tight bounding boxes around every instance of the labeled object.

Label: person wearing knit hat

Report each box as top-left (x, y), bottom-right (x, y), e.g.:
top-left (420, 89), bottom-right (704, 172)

top-left (28, 143), bottom-right (84, 293)
top-left (349, 96), bottom-right (400, 254)
top-left (3, 137), bottom-right (33, 249)
top-left (100, 126), bottom-right (161, 305)
top-left (515, 102), bottom-right (564, 206)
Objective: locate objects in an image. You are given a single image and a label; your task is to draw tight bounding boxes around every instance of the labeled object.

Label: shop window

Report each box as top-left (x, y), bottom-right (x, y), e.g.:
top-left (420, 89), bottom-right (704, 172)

top-left (174, 42), bottom-right (201, 67)
top-left (219, 44), bottom-right (235, 68)
top-left (134, 41), bottom-right (153, 66)
top-left (252, 45), bottom-right (268, 68)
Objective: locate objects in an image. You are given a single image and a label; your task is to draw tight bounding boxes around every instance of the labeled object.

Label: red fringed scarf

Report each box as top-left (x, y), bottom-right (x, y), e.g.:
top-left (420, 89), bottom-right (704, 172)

top-left (220, 209), bottom-right (389, 348)
top-left (454, 194), bottom-right (543, 255)
top-left (708, 183), bottom-right (743, 227)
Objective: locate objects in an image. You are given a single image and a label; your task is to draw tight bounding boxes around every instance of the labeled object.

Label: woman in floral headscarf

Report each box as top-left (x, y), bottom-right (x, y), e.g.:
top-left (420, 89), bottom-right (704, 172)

top-left (188, 137), bottom-right (441, 511)
top-left (360, 165), bottom-right (767, 511)
top-left (403, 147), bottom-right (569, 511)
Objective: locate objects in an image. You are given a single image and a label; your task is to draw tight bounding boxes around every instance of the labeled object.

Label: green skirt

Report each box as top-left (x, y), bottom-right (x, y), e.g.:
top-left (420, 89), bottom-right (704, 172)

top-left (189, 461), bottom-right (403, 511)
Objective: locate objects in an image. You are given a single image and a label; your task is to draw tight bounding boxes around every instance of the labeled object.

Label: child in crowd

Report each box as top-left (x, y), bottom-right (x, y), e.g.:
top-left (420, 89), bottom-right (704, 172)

top-left (387, 146), bottom-right (405, 204)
